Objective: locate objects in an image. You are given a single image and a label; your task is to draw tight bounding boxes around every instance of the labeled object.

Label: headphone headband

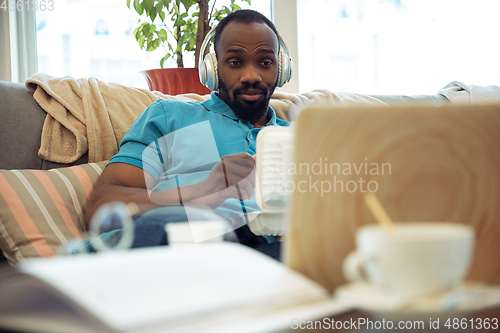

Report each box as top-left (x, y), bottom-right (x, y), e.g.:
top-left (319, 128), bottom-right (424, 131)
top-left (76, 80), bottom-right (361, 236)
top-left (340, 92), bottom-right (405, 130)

top-left (198, 23), bottom-right (293, 90)
top-left (198, 26), bottom-right (217, 71)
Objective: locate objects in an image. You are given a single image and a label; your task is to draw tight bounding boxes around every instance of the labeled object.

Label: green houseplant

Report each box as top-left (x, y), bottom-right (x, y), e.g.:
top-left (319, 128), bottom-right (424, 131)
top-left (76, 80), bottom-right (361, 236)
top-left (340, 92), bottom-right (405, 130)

top-left (127, 0), bottom-right (251, 94)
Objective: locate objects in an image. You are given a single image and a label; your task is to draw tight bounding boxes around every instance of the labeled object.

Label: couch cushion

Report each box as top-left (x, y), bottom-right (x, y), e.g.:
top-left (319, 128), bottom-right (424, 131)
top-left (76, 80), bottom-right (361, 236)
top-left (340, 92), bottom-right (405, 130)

top-left (0, 161), bottom-right (107, 264)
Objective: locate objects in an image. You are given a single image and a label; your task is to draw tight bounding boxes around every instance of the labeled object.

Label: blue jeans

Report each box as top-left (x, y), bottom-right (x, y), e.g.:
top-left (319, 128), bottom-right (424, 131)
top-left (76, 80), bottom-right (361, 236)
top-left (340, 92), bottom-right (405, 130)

top-left (72, 206), bottom-right (271, 255)
top-left (130, 206), bottom-right (269, 248)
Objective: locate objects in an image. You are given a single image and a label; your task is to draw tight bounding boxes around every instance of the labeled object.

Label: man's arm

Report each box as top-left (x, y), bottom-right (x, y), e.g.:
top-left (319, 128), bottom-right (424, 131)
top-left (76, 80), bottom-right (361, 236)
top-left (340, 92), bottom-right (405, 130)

top-left (85, 153), bottom-right (256, 228)
top-left (85, 162), bottom-right (174, 227)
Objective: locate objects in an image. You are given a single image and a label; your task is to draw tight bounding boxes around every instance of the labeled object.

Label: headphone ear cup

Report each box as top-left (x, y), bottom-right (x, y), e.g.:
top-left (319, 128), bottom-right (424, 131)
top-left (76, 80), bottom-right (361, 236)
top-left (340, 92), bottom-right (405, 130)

top-left (277, 49), bottom-right (292, 88)
top-left (199, 56), bottom-right (208, 88)
top-left (280, 50), bottom-right (293, 88)
top-left (200, 53), bottom-right (219, 91)
top-left (277, 49), bottom-right (284, 87)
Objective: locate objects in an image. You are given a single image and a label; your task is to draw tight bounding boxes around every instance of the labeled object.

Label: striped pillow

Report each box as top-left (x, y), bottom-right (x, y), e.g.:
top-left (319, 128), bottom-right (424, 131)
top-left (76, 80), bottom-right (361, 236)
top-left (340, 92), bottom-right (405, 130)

top-left (0, 161), bottom-right (107, 264)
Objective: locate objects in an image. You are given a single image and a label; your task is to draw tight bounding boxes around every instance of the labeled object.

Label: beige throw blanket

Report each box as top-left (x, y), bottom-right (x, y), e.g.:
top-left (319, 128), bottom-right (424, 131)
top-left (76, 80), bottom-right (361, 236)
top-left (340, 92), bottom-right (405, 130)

top-left (26, 74), bottom-right (208, 163)
top-left (26, 74), bottom-right (383, 164)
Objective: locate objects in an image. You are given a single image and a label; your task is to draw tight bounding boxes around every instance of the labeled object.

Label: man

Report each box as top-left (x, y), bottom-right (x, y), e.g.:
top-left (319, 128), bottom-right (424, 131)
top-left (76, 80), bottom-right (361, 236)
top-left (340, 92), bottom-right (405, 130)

top-left (85, 10), bottom-right (290, 254)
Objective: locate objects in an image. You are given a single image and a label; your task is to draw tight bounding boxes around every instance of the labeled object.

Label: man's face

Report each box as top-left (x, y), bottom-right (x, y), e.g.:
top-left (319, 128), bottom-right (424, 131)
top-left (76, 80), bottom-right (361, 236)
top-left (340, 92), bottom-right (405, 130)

top-left (216, 21), bottom-right (279, 125)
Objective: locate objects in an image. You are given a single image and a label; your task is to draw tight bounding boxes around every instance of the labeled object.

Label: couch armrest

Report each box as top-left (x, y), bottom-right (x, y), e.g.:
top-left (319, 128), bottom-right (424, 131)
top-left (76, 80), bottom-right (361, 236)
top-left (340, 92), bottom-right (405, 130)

top-left (0, 81), bottom-right (89, 170)
top-left (0, 81), bottom-right (47, 170)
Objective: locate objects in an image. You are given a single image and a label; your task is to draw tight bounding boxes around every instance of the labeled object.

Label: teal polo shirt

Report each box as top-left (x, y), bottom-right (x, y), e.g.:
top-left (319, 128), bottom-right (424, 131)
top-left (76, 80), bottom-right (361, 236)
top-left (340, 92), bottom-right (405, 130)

top-left (109, 92), bottom-right (290, 229)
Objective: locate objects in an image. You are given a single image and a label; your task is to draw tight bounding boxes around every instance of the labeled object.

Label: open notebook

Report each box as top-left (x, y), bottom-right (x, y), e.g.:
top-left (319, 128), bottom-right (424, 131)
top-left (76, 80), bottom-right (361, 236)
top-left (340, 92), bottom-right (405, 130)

top-left (0, 243), bottom-right (348, 333)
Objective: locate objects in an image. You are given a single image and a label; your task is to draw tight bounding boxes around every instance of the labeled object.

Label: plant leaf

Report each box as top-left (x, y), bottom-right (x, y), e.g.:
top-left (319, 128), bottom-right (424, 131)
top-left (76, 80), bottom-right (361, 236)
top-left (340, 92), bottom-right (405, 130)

top-left (141, 23), bottom-right (150, 35)
top-left (187, 35), bottom-right (196, 50)
top-left (148, 37), bottom-right (159, 51)
top-left (133, 0), bottom-right (145, 15)
top-left (143, 0), bottom-right (154, 12)
top-left (139, 35), bottom-right (146, 48)
top-left (160, 54), bottom-right (170, 68)
top-left (177, 34), bottom-right (185, 49)
top-left (133, 0), bottom-right (140, 15)
top-left (180, 0), bottom-right (193, 12)
top-left (134, 27), bottom-right (141, 40)
top-left (148, 7), bottom-right (157, 21)
top-left (159, 28), bottom-right (168, 41)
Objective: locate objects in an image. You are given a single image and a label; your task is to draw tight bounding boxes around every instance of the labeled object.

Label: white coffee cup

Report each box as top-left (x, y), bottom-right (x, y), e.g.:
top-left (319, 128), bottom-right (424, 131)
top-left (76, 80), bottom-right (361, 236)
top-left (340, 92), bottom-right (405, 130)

top-left (165, 220), bottom-right (227, 245)
top-left (343, 222), bottom-right (475, 298)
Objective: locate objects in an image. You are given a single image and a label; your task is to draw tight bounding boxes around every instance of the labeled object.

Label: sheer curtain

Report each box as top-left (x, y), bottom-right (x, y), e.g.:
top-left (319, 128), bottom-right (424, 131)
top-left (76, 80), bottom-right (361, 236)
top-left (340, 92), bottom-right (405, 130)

top-left (0, 9), bottom-right (37, 82)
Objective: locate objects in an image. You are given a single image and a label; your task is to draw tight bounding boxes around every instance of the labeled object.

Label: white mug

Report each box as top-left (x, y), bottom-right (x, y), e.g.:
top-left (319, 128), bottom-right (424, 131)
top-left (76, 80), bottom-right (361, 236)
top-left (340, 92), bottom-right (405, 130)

top-left (165, 220), bottom-right (228, 245)
top-left (343, 222), bottom-right (475, 298)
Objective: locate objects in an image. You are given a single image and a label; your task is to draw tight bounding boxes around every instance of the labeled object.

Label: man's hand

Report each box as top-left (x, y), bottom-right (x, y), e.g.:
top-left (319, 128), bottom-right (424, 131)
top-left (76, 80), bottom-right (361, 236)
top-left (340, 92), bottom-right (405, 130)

top-left (188, 153), bottom-right (256, 208)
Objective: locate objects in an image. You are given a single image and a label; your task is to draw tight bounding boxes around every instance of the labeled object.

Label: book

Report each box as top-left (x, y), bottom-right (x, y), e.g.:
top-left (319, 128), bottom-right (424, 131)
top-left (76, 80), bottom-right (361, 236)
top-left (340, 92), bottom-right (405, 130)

top-left (0, 243), bottom-right (349, 333)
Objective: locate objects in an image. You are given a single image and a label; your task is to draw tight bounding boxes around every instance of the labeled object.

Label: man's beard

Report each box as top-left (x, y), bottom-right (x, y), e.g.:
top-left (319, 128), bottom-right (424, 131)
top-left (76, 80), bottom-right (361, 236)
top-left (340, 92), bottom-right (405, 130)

top-left (218, 81), bottom-right (277, 124)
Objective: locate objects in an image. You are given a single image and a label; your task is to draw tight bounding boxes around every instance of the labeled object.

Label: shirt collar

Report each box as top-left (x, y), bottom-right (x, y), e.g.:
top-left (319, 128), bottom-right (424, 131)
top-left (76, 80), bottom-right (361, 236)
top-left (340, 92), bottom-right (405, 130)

top-left (265, 106), bottom-right (278, 126)
top-left (203, 92), bottom-right (238, 120)
top-left (203, 92), bottom-right (279, 126)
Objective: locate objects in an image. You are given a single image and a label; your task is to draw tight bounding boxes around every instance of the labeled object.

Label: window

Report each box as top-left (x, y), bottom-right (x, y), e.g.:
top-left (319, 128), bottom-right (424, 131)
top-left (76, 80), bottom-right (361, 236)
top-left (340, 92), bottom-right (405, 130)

top-left (36, 0), bottom-right (271, 89)
top-left (297, 0), bottom-right (500, 94)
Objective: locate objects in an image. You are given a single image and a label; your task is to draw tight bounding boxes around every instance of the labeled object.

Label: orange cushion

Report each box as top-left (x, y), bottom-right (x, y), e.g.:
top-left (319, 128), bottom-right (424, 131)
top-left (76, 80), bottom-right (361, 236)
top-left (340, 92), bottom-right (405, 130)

top-left (0, 161), bottom-right (107, 264)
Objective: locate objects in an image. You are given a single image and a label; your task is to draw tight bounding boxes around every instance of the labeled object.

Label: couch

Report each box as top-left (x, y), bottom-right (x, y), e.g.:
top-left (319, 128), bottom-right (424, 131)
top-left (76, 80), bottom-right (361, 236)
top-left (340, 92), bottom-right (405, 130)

top-left (0, 79), bottom-right (451, 264)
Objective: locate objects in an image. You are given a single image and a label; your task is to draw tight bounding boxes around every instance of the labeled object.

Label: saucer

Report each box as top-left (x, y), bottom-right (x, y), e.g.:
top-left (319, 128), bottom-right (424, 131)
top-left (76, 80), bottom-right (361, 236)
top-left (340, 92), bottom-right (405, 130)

top-left (334, 282), bottom-right (500, 321)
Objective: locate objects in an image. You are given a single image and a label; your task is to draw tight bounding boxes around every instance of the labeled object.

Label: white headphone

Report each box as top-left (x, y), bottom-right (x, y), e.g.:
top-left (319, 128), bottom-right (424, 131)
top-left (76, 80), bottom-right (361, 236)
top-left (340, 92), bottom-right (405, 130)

top-left (198, 25), bottom-right (293, 91)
